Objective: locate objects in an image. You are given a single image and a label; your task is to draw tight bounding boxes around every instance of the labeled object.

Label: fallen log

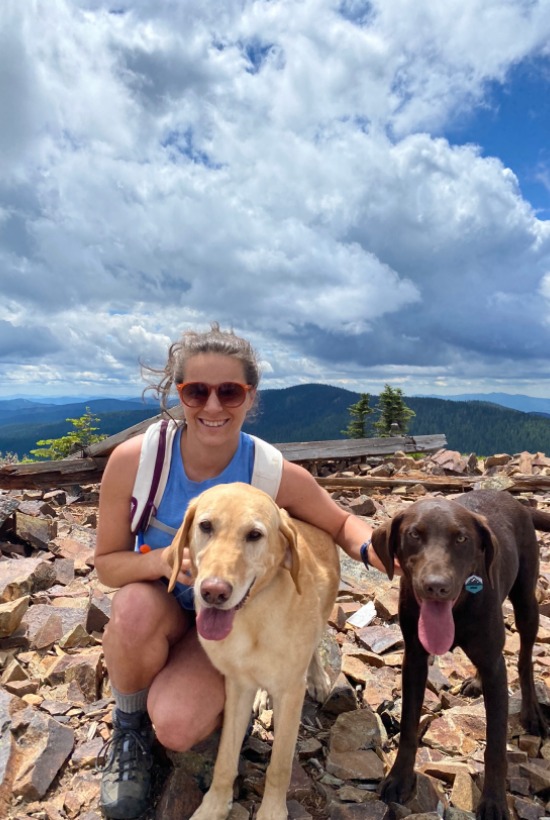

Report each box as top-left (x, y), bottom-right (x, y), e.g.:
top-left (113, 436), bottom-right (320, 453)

top-left (0, 458), bottom-right (108, 490)
top-left (318, 474), bottom-right (476, 492)
top-left (274, 433), bottom-right (447, 461)
top-left (318, 473), bottom-right (550, 494)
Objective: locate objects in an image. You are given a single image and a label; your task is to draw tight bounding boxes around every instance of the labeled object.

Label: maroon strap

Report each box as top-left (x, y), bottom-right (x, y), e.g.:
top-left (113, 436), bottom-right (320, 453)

top-left (132, 419), bottom-right (169, 534)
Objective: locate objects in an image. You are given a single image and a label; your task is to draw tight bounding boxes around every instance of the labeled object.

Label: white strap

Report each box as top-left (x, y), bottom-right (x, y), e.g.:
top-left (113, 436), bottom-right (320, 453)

top-left (130, 419), bottom-right (181, 534)
top-left (250, 435), bottom-right (283, 499)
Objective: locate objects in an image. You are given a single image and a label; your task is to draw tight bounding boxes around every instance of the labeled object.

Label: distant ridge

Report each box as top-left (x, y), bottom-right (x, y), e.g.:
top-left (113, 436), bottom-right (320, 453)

top-left (1, 386), bottom-right (550, 458)
top-left (0, 398), bottom-right (153, 428)
top-left (418, 392), bottom-right (550, 416)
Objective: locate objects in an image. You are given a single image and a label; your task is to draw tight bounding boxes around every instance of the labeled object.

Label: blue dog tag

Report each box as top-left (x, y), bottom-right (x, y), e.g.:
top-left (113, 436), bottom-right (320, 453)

top-left (464, 574), bottom-right (483, 594)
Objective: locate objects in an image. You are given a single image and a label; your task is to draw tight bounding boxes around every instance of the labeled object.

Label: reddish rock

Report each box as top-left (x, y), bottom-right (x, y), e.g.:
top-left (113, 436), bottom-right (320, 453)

top-left (12, 708), bottom-right (74, 800)
top-left (0, 557), bottom-right (56, 603)
top-left (0, 595), bottom-right (30, 637)
top-left (330, 707), bottom-right (382, 753)
top-left (326, 748), bottom-right (385, 781)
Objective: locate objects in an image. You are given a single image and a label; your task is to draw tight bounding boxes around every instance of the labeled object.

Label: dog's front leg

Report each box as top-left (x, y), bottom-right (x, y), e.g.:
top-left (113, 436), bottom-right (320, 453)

top-left (190, 679), bottom-right (256, 820)
top-left (380, 641), bottom-right (428, 805)
top-left (476, 654), bottom-right (510, 820)
top-left (256, 684), bottom-right (306, 820)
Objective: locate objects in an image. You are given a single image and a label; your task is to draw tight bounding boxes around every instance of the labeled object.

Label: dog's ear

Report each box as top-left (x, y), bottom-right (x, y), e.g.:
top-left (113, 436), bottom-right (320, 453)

top-left (166, 498), bottom-right (198, 592)
top-left (471, 512), bottom-right (499, 587)
top-left (371, 514), bottom-right (404, 581)
top-left (278, 509), bottom-right (301, 595)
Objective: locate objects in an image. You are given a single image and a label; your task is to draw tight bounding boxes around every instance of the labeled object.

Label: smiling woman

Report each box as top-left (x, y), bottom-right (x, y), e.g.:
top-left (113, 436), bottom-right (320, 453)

top-left (93, 322), bottom-right (385, 819)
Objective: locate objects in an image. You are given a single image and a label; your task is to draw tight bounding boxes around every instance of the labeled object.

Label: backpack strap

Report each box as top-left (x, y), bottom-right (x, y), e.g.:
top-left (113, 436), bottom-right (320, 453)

top-left (249, 435), bottom-right (283, 499)
top-left (130, 419), bottom-right (181, 534)
top-left (130, 425), bottom-right (283, 535)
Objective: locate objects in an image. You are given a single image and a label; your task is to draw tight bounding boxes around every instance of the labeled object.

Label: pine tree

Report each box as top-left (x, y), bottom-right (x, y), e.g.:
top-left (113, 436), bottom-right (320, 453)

top-left (342, 393), bottom-right (374, 439)
top-left (30, 408), bottom-right (106, 460)
top-left (374, 385), bottom-right (415, 436)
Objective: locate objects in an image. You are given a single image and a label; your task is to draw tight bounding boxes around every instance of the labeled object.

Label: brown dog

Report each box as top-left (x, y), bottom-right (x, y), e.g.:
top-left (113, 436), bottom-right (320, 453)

top-left (166, 482), bottom-right (340, 820)
top-left (372, 489), bottom-right (550, 820)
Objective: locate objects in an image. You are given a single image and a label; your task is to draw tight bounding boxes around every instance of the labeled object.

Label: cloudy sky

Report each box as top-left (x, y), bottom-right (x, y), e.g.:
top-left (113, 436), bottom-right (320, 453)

top-left (1, 0), bottom-right (550, 400)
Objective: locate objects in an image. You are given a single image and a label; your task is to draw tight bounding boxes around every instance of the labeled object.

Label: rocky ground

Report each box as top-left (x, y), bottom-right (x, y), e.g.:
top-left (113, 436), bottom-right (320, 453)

top-left (2, 448), bottom-right (550, 820)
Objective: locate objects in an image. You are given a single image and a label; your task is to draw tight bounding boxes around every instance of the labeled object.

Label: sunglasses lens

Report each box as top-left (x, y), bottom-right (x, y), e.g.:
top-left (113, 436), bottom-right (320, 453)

top-left (217, 383), bottom-right (247, 406)
top-left (180, 382), bottom-right (210, 406)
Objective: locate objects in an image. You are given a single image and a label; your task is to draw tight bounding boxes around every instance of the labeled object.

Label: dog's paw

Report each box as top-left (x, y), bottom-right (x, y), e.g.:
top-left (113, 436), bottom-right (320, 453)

top-left (306, 666), bottom-right (331, 703)
top-left (189, 789), bottom-right (233, 820)
top-left (256, 799), bottom-right (289, 820)
top-left (379, 770), bottom-right (416, 806)
top-left (476, 796), bottom-right (510, 820)
top-left (521, 702), bottom-right (548, 738)
top-left (461, 673), bottom-right (483, 698)
top-left (253, 688), bottom-right (272, 714)
top-left (306, 670), bottom-right (331, 703)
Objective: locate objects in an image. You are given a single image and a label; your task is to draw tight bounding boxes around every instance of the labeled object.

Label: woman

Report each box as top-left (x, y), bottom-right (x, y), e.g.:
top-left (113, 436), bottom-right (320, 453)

top-left (95, 323), bottom-right (385, 820)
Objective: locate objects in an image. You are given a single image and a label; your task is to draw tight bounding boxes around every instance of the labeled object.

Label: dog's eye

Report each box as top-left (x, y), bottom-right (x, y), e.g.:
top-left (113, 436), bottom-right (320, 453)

top-left (246, 528), bottom-right (263, 542)
top-left (199, 520), bottom-right (213, 534)
top-left (409, 529), bottom-right (420, 540)
top-left (456, 534), bottom-right (467, 543)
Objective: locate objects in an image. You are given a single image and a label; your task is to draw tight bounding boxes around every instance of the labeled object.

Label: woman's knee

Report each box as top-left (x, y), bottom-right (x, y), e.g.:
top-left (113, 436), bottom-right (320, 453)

top-left (148, 648), bottom-right (225, 752)
top-left (150, 693), bottom-right (223, 752)
top-left (105, 583), bottom-right (174, 646)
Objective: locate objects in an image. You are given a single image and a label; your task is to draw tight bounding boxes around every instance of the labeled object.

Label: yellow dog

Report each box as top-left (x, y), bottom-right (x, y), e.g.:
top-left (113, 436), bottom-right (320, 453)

top-left (166, 482), bottom-right (340, 820)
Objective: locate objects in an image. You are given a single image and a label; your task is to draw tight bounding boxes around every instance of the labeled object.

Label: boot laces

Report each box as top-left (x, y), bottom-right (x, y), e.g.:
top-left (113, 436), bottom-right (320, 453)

top-left (96, 726), bottom-right (153, 782)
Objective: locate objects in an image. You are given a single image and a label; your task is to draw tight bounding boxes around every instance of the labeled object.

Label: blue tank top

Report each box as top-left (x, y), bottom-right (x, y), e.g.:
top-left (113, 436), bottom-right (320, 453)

top-left (137, 428), bottom-right (255, 609)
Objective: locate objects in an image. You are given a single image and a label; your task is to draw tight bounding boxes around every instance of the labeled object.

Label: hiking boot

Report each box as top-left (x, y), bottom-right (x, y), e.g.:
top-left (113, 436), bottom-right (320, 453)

top-left (97, 709), bottom-right (154, 819)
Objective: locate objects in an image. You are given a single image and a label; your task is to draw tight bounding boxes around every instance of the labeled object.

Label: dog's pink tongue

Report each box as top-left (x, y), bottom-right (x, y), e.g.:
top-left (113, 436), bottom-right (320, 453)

top-left (418, 600), bottom-right (455, 655)
top-left (197, 607), bottom-right (236, 641)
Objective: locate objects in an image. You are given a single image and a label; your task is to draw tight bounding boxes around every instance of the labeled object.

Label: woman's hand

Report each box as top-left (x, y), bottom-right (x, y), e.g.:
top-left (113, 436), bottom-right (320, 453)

top-left (161, 545), bottom-right (193, 586)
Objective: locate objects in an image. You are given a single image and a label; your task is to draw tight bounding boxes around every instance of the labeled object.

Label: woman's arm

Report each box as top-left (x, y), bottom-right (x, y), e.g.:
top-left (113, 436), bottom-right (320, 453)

top-left (94, 435), bottom-right (175, 588)
top-left (275, 459), bottom-right (384, 573)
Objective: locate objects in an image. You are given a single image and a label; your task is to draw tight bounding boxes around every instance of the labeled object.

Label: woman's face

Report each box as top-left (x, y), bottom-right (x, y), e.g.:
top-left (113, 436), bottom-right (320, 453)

top-left (180, 353), bottom-right (256, 447)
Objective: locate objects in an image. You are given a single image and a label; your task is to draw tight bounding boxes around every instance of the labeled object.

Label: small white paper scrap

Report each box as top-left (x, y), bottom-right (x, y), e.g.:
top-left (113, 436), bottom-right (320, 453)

top-left (346, 600), bottom-right (377, 628)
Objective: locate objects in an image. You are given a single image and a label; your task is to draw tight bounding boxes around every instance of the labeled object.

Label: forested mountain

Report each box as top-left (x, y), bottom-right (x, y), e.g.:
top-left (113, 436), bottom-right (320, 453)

top-left (405, 397), bottom-right (550, 455)
top-left (245, 387), bottom-right (550, 456)
top-left (1, 385), bottom-right (550, 459)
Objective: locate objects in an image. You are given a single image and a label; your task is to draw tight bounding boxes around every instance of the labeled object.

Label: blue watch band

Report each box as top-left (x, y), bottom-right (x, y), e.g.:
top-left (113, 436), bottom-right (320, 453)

top-left (360, 539), bottom-right (371, 570)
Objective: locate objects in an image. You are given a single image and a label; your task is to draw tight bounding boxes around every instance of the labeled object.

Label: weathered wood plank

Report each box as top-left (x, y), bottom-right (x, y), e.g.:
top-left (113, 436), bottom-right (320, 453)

top-left (497, 475), bottom-right (550, 492)
top-left (274, 434), bottom-right (447, 461)
top-left (317, 474), bottom-right (550, 493)
top-left (317, 475), bottom-right (476, 491)
top-left (0, 458), bottom-right (108, 490)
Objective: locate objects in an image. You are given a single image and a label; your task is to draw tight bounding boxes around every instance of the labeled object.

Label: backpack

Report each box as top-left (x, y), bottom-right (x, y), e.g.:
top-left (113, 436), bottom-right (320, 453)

top-left (129, 419), bottom-right (284, 535)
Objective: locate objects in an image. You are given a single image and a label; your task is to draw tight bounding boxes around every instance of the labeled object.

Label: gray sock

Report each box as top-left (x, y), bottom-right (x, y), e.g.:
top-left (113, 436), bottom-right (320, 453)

top-left (111, 685), bottom-right (149, 716)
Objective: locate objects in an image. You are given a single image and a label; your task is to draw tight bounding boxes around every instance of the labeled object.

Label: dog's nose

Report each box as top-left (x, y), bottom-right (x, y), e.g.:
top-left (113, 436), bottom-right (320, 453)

top-left (200, 577), bottom-right (233, 606)
top-left (422, 575), bottom-right (452, 599)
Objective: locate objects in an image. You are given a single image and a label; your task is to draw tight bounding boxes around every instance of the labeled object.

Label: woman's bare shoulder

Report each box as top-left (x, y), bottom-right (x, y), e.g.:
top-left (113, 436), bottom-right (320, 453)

top-left (276, 459), bottom-right (323, 508)
top-left (111, 433), bottom-right (145, 460)
top-left (102, 434), bottom-right (145, 488)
